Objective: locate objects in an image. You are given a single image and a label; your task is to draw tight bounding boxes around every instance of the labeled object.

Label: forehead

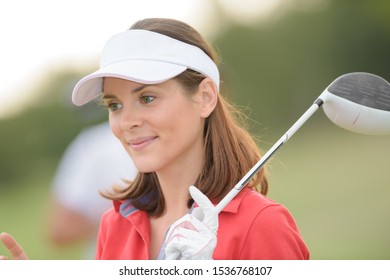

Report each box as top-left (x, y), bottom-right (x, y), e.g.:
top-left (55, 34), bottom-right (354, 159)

top-left (103, 77), bottom-right (141, 90)
top-left (102, 77), bottom-right (183, 96)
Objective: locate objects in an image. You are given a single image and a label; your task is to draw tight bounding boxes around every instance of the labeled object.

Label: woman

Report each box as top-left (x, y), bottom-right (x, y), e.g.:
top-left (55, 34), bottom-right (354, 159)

top-left (1, 18), bottom-right (309, 260)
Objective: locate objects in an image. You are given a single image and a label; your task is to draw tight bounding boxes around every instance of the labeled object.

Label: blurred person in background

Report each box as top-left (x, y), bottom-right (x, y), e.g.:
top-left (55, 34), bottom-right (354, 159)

top-left (1, 17), bottom-right (309, 260)
top-left (45, 121), bottom-right (138, 259)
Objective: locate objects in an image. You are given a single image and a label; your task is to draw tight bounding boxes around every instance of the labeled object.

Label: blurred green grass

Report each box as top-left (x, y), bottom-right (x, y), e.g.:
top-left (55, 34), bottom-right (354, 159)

top-left (1, 121), bottom-right (389, 259)
top-left (0, 161), bottom-right (86, 260)
top-left (266, 118), bottom-right (390, 259)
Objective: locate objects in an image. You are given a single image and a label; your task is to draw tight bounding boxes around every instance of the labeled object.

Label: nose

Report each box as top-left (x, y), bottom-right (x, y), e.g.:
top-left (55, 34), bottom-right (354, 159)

top-left (120, 105), bottom-right (142, 131)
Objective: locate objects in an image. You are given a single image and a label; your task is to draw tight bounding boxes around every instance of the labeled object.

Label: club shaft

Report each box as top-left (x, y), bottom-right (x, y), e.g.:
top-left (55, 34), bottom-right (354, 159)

top-left (165, 99), bottom-right (323, 260)
top-left (215, 98), bottom-right (324, 213)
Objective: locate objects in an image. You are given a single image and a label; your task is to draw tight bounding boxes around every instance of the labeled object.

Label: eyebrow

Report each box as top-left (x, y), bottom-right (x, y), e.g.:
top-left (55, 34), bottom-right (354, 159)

top-left (101, 93), bottom-right (115, 100)
top-left (131, 84), bottom-right (151, 94)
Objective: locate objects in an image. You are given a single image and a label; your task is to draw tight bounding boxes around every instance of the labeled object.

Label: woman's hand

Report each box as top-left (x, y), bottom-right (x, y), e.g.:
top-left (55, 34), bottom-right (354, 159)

top-left (0, 232), bottom-right (29, 260)
top-left (164, 186), bottom-right (218, 260)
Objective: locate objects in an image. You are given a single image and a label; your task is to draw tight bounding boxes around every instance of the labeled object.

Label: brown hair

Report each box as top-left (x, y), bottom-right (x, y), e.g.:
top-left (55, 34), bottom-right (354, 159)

top-left (102, 18), bottom-right (268, 216)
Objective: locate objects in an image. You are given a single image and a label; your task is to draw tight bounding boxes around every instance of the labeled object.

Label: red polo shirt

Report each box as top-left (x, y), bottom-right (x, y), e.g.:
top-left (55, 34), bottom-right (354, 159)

top-left (96, 188), bottom-right (309, 260)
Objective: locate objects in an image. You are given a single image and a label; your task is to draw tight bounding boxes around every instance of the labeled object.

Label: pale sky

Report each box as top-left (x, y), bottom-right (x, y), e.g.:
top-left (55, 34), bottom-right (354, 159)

top-left (0, 0), bottom-right (215, 118)
top-left (0, 0), bottom-right (296, 118)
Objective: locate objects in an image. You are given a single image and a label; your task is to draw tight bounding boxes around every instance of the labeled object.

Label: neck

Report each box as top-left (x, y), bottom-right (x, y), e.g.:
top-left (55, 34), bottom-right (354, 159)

top-left (157, 156), bottom-right (202, 215)
top-left (157, 172), bottom-right (196, 215)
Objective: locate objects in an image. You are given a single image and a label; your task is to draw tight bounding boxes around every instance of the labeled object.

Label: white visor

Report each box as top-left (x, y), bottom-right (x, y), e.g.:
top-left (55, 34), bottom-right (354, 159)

top-left (72, 29), bottom-right (220, 106)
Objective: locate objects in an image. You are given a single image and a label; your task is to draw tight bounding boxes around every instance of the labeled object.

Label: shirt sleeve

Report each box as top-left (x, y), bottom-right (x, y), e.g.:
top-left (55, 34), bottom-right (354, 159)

top-left (239, 204), bottom-right (310, 260)
top-left (95, 213), bottom-right (106, 260)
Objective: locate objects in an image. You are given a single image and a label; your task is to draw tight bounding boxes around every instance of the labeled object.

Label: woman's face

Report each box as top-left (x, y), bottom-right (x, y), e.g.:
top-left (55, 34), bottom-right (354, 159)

top-left (103, 77), bottom-right (206, 175)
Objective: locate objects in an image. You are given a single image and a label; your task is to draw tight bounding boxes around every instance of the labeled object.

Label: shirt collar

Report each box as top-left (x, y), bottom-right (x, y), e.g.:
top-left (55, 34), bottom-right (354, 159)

top-left (114, 187), bottom-right (253, 217)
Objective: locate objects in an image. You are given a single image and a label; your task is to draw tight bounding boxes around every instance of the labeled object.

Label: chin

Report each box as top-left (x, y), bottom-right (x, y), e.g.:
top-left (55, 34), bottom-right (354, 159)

top-left (132, 160), bottom-right (159, 174)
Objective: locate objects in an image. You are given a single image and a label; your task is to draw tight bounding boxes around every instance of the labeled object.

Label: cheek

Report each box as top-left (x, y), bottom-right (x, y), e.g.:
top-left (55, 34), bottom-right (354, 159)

top-left (109, 114), bottom-right (122, 139)
top-left (159, 104), bottom-right (193, 132)
top-left (163, 105), bottom-right (203, 138)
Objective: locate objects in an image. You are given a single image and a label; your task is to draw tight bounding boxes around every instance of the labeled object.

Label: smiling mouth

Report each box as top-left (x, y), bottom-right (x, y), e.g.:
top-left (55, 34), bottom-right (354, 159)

top-left (128, 136), bottom-right (158, 150)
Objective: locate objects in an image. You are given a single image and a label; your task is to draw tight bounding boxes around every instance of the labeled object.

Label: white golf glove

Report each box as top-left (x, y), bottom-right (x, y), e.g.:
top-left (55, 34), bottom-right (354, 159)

top-left (164, 186), bottom-right (218, 260)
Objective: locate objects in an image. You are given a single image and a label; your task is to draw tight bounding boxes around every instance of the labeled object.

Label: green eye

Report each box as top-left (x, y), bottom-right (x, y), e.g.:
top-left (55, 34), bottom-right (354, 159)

top-left (108, 102), bottom-right (122, 111)
top-left (141, 95), bottom-right (155, 104)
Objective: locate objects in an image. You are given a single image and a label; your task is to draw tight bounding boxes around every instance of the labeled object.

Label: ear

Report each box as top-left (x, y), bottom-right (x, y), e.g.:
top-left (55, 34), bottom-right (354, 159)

top-left (198, 78), bottom-right (218, 118)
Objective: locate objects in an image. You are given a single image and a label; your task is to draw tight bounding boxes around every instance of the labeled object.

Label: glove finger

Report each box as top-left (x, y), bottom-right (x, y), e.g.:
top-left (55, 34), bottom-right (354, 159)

top-left (168, 219), bottom-right (210, 240)
top-left (165, 214), bottom-right (201, 243)
top-left (165, 227), bottom-right (214, 259)
top-left (189, 186), bottom-right (214, 210)
top-left (165, 226), bottom-right (209, 259)
top-left (189, 186), bottom-right (218, 232)
top-left (165, 241), bottom-right (186, 260)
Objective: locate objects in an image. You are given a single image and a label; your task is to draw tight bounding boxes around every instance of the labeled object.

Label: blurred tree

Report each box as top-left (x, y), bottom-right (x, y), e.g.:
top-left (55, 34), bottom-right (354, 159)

top-left (214, 0), bottom-right (390, 134)
top-left (0, 68), bottom-right (106, 187)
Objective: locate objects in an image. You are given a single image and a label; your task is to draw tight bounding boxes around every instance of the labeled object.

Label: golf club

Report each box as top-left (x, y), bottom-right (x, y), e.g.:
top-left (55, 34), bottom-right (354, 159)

top-left (215, 72), bottom-right (390, 213)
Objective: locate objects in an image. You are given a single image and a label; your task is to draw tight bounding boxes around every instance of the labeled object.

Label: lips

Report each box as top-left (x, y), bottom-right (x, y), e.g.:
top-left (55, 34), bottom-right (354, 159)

top-left (128, 136), bottom-right (157, 151)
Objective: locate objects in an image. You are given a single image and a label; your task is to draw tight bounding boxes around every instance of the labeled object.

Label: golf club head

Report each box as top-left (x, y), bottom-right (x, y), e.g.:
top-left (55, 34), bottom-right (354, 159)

top-left (319, 72), bottom-right (390, 135)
